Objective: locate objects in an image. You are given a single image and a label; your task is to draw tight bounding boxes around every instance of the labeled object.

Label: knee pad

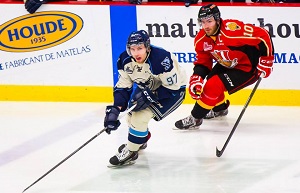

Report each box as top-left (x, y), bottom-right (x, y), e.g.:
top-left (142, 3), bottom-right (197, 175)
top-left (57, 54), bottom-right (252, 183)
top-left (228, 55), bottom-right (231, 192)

top-left (200, 75), bottom-right (226, 107)
top-left (127, 108), bottom-right (153, 132)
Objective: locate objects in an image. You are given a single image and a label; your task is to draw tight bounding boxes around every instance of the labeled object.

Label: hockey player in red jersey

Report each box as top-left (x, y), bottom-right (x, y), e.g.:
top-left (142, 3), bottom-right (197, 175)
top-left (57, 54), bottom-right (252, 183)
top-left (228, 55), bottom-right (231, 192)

top-left (175, 4), bottom-right (274, 130)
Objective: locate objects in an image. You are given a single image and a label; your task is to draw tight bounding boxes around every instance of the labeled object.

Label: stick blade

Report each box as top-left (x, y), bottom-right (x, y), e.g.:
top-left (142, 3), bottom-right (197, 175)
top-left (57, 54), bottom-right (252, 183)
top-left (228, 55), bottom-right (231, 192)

top-left (22, 186), bottom-right (30, 193)
top-left (216, 146), bottom-right (222, 157)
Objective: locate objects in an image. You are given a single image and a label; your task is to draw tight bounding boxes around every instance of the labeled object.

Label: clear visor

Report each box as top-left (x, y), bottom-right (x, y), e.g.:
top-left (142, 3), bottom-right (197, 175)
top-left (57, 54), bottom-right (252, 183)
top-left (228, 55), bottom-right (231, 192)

top-left (128, 42), bottom-right (144, 48)
top-left (197, 14), bottom-right (214, 25)
top-left (126, 42), bottom-right (145, 56)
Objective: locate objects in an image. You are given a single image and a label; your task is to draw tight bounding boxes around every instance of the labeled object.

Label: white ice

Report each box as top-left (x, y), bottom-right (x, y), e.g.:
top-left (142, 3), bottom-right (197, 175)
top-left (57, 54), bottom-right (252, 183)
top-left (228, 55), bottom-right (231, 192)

top-left (0, 102), bottom-right (300, 193)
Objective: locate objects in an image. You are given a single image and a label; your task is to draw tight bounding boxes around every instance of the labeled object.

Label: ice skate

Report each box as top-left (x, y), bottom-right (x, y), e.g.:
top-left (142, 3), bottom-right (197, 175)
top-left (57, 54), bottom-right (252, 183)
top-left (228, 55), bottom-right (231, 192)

top-left (204, 108), bottom-right (228, 119)
top-left (118, 143), bottom-right (147, 153)
top-left (108, 146), bottom-right (138, 168)
top-left (139, 143), bottom-right (147, 150)
top-left (204, 100), bottom-right (230, 119)
top-left (174, 115), bottom-right (203, 130)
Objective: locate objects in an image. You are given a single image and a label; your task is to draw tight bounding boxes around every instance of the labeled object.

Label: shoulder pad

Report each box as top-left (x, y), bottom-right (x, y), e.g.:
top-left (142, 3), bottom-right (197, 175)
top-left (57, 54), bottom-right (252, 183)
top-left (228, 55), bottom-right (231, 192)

top-left (148, 46), bottom-right (174, 74)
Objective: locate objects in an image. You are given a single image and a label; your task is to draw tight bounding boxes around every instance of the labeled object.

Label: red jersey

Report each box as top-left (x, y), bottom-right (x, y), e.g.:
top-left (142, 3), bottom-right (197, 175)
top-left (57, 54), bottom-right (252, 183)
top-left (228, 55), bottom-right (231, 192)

top-left (194, 19), bottom-right (274, 72)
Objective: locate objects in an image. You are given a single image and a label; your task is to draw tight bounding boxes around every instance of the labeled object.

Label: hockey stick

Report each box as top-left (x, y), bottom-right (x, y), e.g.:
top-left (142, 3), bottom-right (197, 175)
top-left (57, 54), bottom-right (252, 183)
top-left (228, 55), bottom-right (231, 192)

top-left (216, 77), bottom-right (262, 157)
top-left (22, 104), bottom-right (136, 193)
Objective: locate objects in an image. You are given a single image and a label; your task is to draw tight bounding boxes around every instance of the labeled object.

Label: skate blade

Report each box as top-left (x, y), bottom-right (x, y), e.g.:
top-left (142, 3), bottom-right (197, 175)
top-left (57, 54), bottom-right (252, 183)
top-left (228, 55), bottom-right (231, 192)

top-left (204, 116), bottom-right (226, 120)
top-left (172, 126), bottom-right (200, 130)
top-left (107, 161), bottom-right (136, 168)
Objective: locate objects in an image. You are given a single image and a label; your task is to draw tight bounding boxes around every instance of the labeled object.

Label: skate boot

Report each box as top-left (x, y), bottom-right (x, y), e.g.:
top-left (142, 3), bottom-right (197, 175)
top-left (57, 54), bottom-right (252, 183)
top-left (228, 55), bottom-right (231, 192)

top-left (109, 146), bottom-right (138, 167)
top-left (204, 100), bottom-right (230, 119)
top-left (118, 143), bottom-right (147, 153)
top-left (139, 143), bottom-right (147, 150)
top-left (204, 109), bottom-right (228, 119)
top-left (174, 115), bottom-right (203, 130)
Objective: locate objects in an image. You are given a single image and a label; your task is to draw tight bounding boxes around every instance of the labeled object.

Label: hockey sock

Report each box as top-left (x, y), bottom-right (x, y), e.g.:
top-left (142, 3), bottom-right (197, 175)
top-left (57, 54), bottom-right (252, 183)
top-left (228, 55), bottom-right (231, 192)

top-left (191, 102), bottom-right (210, 119)
top-left (212, 99), bottom-right (229, 112)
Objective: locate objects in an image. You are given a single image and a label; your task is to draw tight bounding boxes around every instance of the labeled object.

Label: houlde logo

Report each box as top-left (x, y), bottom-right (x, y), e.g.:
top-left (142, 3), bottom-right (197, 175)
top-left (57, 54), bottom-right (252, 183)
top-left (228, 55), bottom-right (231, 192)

top-left (0, 11), bottom-right (83, 52)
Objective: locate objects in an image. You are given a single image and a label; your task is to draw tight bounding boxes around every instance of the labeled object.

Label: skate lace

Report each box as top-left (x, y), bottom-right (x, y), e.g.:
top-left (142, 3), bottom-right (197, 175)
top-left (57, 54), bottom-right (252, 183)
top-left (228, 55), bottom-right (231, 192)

top-left (116, 147), bottom-right (131, 161)
top-left (182, 115), bottom-right (196, 126)
top-left (205, 110), bottom-right (216, 119)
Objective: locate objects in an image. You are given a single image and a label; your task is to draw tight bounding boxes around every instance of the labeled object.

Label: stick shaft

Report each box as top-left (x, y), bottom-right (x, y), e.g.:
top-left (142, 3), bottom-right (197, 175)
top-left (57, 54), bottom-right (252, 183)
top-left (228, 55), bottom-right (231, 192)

top-left (22, 129), bottom-right (105, 193)
top-left (216, 77), bottom-right (262, 157)
top-left (22, 104), bottom-right (136, 193)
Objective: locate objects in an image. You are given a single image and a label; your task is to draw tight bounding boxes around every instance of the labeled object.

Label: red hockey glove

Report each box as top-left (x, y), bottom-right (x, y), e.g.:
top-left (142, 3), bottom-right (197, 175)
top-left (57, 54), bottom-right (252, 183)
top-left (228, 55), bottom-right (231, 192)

top-left (188, 75), bottom-right (204, 100)
top-left (257, 56), bottom-right (274, 78)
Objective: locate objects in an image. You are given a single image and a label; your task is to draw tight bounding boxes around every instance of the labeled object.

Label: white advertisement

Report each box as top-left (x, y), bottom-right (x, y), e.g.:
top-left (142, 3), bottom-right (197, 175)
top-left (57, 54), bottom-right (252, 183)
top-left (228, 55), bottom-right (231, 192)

top-left (0, 4), bottom-right (299, 96)
top-left (137, 6), bottom-right (300, 89)
top-left (0, 4), bottom-right (113, 86)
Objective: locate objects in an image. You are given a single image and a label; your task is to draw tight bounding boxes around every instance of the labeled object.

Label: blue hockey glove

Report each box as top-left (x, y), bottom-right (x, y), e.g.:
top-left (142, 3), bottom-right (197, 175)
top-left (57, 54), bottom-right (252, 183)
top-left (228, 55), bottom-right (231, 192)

top-left (131, 87), bottom-right (158, 112)
top-left (104, 106), bottom-right (121, 134)
top-left (25, 0), bottom-right (47, 14)
top-left (184, 0), bottom-right (198, 7)
top-left (129, 0), bottom-right (142, 5)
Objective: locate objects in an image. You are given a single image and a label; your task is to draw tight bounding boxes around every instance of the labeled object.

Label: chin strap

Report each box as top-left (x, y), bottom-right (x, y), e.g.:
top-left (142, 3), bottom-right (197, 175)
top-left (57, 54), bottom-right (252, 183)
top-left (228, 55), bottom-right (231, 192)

top-left (212, 22), bottom-right (221, 36)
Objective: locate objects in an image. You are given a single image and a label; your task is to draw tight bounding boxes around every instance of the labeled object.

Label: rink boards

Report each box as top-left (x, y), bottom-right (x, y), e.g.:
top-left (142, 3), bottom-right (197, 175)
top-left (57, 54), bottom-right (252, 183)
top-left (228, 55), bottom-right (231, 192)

top-left (0, 2), bottom-right (299, 105)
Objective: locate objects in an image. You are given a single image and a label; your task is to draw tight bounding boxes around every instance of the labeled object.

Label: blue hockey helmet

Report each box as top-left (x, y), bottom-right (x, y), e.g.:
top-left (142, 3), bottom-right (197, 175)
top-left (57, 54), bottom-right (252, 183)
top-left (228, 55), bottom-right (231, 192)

top-left (198, 4), bottom-right (220, 22)
top-left (126, 30), bottom-right (150, 55)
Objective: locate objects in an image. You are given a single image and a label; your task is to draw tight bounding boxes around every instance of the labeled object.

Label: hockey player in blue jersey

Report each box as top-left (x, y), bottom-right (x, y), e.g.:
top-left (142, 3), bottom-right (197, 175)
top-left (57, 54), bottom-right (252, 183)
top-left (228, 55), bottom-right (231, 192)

top-left (104, 30), bottom-right (187, 167)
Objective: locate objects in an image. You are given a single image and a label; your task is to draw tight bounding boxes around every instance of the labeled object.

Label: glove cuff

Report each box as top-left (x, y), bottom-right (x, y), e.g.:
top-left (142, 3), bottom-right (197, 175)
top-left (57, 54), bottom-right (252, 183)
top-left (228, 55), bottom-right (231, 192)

top-left (105, 105), bottom-right (120, 116)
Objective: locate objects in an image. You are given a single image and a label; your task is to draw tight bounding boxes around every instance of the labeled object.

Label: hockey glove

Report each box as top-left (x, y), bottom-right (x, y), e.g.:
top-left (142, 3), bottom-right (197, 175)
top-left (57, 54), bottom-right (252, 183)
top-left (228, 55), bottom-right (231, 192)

top-left (189, 75), bottom-right (204, 100)
top-left (104, 106), bottom-right (121, 134)
top-left (257, 56), bottom-right (274, 78)
top-left (25, 0), bottom-right (47, 14)
top-left (129, 0), bottom-right (142, 4)
top-left (131, 87), bottom-right (158, 112)
top-left (184, 0), bottom-right (199, 7)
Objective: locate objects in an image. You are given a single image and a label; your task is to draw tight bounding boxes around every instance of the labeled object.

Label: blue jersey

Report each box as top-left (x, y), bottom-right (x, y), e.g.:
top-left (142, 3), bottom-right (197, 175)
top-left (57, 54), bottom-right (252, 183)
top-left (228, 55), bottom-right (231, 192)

top-left (113, 45), bottom-right (187, 111)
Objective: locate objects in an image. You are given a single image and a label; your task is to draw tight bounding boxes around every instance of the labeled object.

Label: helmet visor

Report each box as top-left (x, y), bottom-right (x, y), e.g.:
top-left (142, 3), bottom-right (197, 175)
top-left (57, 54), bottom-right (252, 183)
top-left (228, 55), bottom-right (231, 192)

top-left (198, 14), bottom-right (214, 22)
top-left (197, 15), bottom-right (214, 27)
